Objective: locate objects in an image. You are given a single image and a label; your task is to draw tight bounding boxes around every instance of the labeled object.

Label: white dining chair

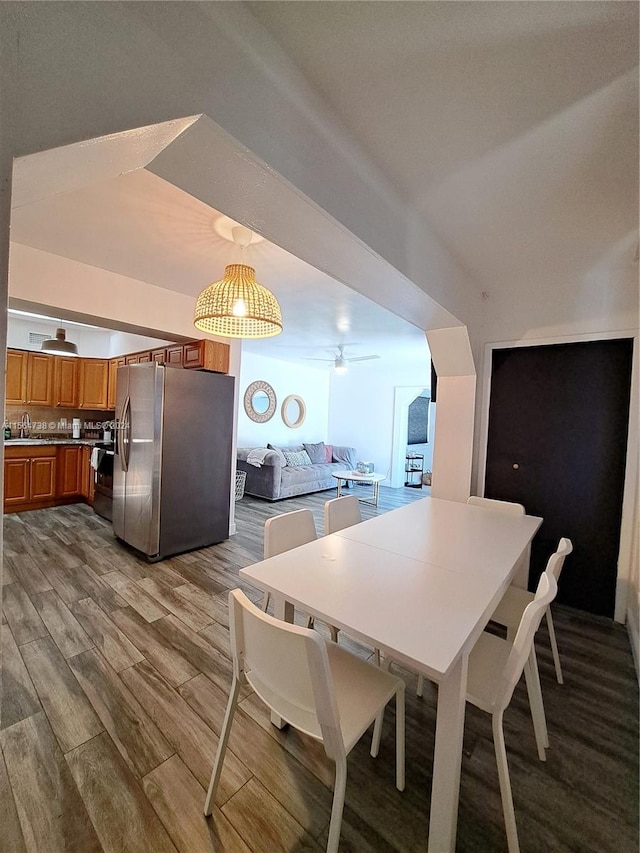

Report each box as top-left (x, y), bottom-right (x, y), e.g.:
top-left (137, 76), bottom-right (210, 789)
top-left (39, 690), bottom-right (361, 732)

top-left (263, 508), bottom-right (338, 642)
top-left (204, 589), bottom-right (405, 853)
top-left (262, 508), bottom-right (317, 614)
top-left (324, 495), bottom-right (362, 535)
top-left (465, 572), bottom-right (558, 853)
top-left (491, 537), bottom-right (573, 684)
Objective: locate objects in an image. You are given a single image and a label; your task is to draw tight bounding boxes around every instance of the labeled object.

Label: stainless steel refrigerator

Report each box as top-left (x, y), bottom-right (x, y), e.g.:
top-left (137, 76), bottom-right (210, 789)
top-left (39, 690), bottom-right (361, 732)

top-left (113, 363), bottom-right (235, 561)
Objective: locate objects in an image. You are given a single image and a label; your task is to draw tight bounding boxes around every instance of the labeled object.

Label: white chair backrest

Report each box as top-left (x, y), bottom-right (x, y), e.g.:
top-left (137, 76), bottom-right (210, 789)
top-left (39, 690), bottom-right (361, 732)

top-left (324, 495), bottom-right (362, 535)
top-left (228, 589), bottom-right (344, 761)
top-left (495, 573), bottom-right (558, 711)
top-left (264, 509), bottom-right (317, 559)
top-left (546, 537), bottom-right (573, 581)
top-left (467, 496), bottom-right (525, 516)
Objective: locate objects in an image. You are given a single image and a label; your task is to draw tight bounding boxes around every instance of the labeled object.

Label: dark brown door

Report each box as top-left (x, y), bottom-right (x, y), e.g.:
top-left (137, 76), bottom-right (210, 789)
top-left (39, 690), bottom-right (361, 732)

top-left (484, 338), bottom-right (633, 618)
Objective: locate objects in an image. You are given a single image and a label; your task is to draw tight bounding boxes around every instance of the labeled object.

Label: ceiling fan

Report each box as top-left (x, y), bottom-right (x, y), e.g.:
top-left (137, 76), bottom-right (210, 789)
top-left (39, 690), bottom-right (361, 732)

top-left (304, 344), bottom-right (380, 373)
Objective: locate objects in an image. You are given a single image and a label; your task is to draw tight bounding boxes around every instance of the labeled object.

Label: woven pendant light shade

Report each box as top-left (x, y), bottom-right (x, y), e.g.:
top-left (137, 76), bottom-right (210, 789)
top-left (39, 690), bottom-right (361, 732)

top-left (194, 263), bottom-right (282, 339)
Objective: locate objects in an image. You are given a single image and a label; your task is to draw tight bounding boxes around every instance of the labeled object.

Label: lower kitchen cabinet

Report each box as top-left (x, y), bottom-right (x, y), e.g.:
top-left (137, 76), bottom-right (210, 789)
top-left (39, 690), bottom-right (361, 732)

top-left (4, 447), bottom-right (57, 510)
top-left (4, 444), bottom-right (94, 513)
top-left (57, 446), bottom-right (82, 497)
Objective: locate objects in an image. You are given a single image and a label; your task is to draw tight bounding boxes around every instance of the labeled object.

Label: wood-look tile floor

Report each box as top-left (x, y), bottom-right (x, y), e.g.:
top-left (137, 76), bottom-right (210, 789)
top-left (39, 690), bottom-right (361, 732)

top-left (1, 487), bottom-right (638, 852)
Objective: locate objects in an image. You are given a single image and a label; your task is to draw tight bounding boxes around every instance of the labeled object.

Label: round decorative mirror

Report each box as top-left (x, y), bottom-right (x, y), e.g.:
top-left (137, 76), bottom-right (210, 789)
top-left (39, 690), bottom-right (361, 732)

top-left (244, 380), bottom-right (277, 423)
top-left (281, 394), bottom-right (306, 429)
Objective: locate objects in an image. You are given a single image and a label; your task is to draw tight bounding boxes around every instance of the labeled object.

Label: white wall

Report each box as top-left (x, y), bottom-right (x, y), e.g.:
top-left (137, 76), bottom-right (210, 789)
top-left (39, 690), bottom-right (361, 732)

top-left (327, 353), bottom-right (432, 479)
top-left (6, 314), bottom-right (174, 359)
top-left (237, 351), bottom-right (330, 448)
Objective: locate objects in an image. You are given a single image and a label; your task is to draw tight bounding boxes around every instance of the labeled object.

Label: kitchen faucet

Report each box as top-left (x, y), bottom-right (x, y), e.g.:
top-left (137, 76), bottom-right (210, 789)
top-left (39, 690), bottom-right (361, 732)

top-left (19, 412), bottom-right (31, 439)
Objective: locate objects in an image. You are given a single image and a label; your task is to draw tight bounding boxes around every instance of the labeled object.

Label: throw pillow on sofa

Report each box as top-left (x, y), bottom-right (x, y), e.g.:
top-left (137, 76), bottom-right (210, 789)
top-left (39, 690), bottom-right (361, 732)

top-left (303, 442), bottom-right (327, 463)
top-left (282, 449), bottom-right (313, 467)
top-left (267, 444), bottom-right (288, 465)
top-left (324, 444), bottom-right (333, 462)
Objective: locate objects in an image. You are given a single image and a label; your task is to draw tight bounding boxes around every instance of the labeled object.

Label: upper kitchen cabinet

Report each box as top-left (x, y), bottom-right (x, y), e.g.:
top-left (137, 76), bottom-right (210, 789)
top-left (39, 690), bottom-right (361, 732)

top-left (107, 359), bottom-right (120, 409)
top-left (183, 340), bottom-right (230, 374)
top-left (54, 356), bottom-right (79, 407)
top-left (79, 358), bottom-right (110, 410)
top-left (6, 349), bottom-right (54, 405)
top-left (5, 349), bottom-right (28, 404)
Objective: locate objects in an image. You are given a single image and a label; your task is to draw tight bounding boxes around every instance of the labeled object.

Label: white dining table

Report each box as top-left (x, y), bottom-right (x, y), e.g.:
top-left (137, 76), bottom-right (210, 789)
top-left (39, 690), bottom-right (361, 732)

top-left (240, 496), bottom-right (542, 852)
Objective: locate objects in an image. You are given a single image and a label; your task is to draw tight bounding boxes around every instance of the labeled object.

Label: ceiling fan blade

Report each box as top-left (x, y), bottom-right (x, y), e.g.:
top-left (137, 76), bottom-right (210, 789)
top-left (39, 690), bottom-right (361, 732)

top-left (301, 357), bottom-right (334, 362)
top-left (346, 355), bottom-right (380, 363)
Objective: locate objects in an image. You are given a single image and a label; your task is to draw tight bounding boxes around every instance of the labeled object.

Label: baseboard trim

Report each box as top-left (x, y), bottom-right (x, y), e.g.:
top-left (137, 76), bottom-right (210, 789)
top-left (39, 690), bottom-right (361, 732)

top-left (627, 604), bottom-right (639, 680)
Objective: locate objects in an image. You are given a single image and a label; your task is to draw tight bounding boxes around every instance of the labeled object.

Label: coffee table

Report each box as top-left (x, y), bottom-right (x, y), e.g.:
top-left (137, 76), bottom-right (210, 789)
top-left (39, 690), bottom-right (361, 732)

top-left (332, 469), bottom-right (385, 506)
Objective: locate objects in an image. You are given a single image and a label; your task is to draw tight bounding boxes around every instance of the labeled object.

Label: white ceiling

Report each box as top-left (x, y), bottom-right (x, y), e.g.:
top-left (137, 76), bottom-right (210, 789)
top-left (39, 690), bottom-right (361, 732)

top-left (8, 2), bottom-right (638, 364)
top-left (11, 153), bottom-right (429, 367)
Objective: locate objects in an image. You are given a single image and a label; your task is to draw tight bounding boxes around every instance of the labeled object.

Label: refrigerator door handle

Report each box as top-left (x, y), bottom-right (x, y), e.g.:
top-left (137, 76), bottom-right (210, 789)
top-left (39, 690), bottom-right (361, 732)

top-left (120, 395), bottom-right (131, 473)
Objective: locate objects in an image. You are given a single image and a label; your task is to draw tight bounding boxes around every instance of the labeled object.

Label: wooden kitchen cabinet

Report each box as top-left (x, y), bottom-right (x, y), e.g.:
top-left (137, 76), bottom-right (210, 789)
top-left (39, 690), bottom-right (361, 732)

top-left (5, 349), bottom-right (54, 405)
top-left (5, 349), bottom-right (28, 405)
top-left (57, 445), bottom-right (82, 496)
top-left (54, 356), bottom-right (79, 407)
top-left (4, 446), bottom-right (57, 510)
top-left (164, 344), bottom-right (185, 366)
top-left (107, 359), bottom-right (120, 409)
top-left (79, 358), bottom-right (110, 410)
top-left (183, 339), bottom-right (229, 373)
top-left (80, 446), bottom-right (95, 501)
top-left (27, 352), bottom-right (55, 405)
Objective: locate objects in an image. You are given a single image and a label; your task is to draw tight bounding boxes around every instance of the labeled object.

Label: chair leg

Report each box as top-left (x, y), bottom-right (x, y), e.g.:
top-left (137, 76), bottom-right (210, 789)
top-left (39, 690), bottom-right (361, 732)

top-left (416, 674), bottom-right (424, 697)
top-left (492, 711), bottom-right (521, 853)
top-left (326, 756), bottom-right (348, 853)
top-left (371, 706), bottom-right (384, 757)
top-left (204, 677), bottom-right (240, 816)
top-left (524, 649), bottom-right (549, 759)
top-left (261, 590), bottom-right (270, 612)
top-left (329, 625), bottom-right (340, 643)
top-left (546, 607), bottom-right (564, 684)
top-left (396, 684), bottom-right (405, 791)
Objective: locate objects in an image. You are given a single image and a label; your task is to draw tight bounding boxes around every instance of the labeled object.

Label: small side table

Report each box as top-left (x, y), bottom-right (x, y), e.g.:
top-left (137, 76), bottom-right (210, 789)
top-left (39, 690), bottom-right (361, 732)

top-left (405, 453), bottom-right (424, 488)
top-left (332, 470), bottom-right (385, 507)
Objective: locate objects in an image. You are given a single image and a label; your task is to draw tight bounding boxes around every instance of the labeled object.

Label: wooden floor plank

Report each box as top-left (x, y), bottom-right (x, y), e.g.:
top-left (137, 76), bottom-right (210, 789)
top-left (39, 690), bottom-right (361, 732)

top-left (74, 563), bottom-right (128, 612)
top-left (19, 635), bottom-right (103, 753)
top-left (0, 711), bottom-right (103, 853)
top-left (2, 583), bottom-right (48, 646)
top-left (178, 672), bottom-right (332, 835)
top-left (68, 648), bottom-right (173, 779)
top-left (102, 570), bottom-right (169, 621)
top-left (221, 777), bottom-right (323, 852)
top-left (31, 589), bottom-right (94, 659)
top-left (137, 577), bottom-right (215, 632)
top-left (120, 660), bottom-right (252, 800)
top-left (2, 552), bottom-right (52, 596)
top-left (0, 727), bottom-right (27, 853)
top-left (65, 731), bottom-right (179, 853)
top-left (110, 606), bottom-right (200, 687)
top-left (0, 623), bottom-right (41, 730)
top-left (70, 597), bottom-right (145, 672)
top-left (143, 754), bottom-right (252, 853)
top-left (153, 613), bottom-right (236, 694)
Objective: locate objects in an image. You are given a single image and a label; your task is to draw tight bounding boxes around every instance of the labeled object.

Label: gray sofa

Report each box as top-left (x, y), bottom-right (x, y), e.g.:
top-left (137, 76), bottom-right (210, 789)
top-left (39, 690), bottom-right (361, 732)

top-left (236, 442), bottom-right (356, 501)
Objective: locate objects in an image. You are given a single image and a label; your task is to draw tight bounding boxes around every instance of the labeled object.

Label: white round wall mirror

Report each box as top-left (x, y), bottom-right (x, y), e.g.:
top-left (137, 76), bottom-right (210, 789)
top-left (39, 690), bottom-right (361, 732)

top-left (244, 381), bottom-right (277, 423)
top-left (281, 394), bottom-right (306, 429)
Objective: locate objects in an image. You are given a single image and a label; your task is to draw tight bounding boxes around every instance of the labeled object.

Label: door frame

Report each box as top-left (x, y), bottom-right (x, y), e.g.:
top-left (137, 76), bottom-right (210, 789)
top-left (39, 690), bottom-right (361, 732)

top-left (477, 329), bottom-right (638, 624)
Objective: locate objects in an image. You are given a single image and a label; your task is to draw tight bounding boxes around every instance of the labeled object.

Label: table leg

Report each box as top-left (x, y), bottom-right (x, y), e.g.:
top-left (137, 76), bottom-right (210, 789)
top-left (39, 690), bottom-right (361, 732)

top-left (428, 654), bottom-right (468, 852)
top-left (373, 480), bottom-right (379, 506)
top-left (270, 596), bottom-right (295, 729)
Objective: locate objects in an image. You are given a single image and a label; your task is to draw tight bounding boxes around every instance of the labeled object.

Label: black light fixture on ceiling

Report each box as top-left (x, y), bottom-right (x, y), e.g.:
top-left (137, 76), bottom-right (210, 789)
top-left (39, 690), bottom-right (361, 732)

top-left (41, 327), bottom-right (79, 357)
